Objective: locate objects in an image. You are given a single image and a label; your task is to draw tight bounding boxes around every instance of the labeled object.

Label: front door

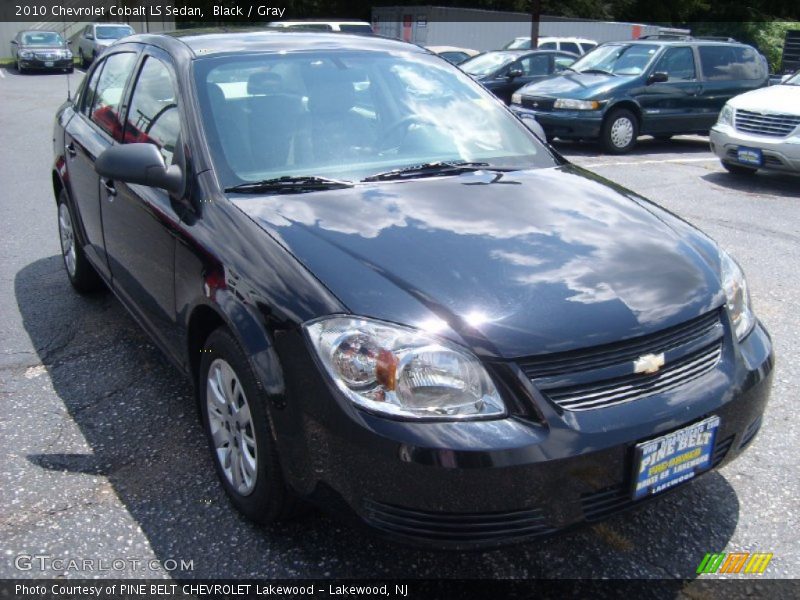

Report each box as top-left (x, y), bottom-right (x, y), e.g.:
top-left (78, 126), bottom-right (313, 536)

top-left (101, 51), bottom-right (184, 359)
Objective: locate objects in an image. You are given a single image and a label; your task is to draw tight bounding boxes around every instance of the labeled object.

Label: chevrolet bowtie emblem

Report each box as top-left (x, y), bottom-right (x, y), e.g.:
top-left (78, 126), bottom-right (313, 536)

top-left (634, 353), bottom-right (665, 375)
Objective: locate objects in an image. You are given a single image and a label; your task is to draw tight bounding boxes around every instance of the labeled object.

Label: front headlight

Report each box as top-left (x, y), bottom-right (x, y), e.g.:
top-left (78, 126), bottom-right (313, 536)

top-left (19, 50), bottom-right (33, 59)
top-left (64, 50), bottom-right (73, 59)
top-left (554, 98), bottom-right (600, 110)
top-left (717, 103), bottom-right (734, 126)
top-left (305, 316), bottom-right (506, 420)
top-left (719, 249), bottom-right (755, 341)
top-left (511, 92), bottom-right (522, 105)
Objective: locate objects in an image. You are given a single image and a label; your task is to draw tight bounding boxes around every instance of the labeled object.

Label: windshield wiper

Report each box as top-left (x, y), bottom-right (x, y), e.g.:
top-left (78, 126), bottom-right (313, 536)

top-left (362, 161), bottom-right (501, 182)
top-left (579, 68), bottom-right (616, 76)
top-left (225, 175), bottom-right (354, 194)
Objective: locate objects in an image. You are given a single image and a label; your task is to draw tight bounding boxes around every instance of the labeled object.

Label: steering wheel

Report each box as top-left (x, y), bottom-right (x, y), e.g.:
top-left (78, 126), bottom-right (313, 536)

top-left (377, 115), bottom-right (436, 153)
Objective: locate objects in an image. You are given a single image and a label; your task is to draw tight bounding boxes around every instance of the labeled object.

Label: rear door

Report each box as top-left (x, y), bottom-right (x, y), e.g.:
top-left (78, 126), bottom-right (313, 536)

top-left (64, 50), bottom-right (139, 279)
top-left (696, 44), bottom-right (767, 128)
top-left (101, 49), bottom-right (185, 359)
top-left (636, 46), bottom-right (703, 134)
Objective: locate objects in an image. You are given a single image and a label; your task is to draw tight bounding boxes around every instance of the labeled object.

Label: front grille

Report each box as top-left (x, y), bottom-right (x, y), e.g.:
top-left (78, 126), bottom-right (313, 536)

top-left (548, 342), bottom-right (722, 411)
top-left (735, 109), bottom-right (800, 138)
top-left (520, 96), bottom-right (555, 111)
top-left (519, 310), bottom-right (721, 380)
top-left (362, 500), bottom-right (555, 544)
top-left (580, 434), bottom-right (734, 521)
top-left (35, 52), bottom-right (58, 60)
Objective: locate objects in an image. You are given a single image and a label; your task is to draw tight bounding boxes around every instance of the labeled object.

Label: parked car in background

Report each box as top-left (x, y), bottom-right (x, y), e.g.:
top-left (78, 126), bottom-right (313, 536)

top-left (75, 23), bottom-right (135, 68)
top-left (710, 69), bottom-right (800, 174)
top-left (461, 49), bottom-right (577, 104)
top-left (510, 37), bottom-right (769, 152)
top-left (267, 20), bottom-right (374, 34)
top-left (426, 45), bottom-right (480, 65)
top-left (10, 30), bottom-right (72, 74)
top-left (52, 28), bottom-right (773, 549)
top-left (503, 36), bottom-right (597, 55)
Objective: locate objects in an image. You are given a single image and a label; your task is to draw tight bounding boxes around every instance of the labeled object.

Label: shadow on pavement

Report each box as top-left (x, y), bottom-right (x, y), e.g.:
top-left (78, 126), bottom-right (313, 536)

top-left (702, 171), bottom-right (800, 199)
top-left (553, 136), bottom-right (711, 158)
top-left (15, 255), bottom-right (741, 579)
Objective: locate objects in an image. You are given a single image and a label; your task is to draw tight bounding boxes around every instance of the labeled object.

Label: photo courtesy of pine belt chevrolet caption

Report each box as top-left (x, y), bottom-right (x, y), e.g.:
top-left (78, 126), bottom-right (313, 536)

top-left (51, 28), bottom-right (773, 549)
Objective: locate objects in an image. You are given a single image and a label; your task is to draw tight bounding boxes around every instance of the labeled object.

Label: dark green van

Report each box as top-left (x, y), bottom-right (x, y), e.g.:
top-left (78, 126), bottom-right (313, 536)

top-left (510, 37), bottom-right (769, 153)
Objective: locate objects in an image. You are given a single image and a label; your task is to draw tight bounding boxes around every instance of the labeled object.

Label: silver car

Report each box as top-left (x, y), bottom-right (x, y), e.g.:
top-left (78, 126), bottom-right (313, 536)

top-left (75, 23), bottom-right (134, 67)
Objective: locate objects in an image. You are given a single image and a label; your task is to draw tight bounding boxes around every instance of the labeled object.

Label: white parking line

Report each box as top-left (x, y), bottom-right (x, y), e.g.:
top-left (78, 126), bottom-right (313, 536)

top-left (582, 157), bottom-right (718, 168)
top-left (0, 70), bottom-right (5, 79)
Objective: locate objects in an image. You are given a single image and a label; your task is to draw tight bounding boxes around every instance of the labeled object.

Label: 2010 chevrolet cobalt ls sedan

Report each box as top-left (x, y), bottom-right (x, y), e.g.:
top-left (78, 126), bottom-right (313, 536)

top-left (52, 29), bottom-right (773, 548)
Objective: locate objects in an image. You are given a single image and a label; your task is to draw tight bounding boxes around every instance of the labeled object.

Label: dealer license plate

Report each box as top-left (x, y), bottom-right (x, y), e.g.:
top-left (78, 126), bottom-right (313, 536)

top-left (737, 146), bottom-right (763, 166)
top-left (632, 416), bottom-right (720, 500)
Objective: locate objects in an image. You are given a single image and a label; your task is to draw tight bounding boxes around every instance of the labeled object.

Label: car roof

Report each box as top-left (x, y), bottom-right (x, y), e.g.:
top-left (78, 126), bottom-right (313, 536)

top-left (20, 30), bottom-right (61, 35)
top-left (93, 22), bottom-right (133, 27)
top-left (614, 38), bottom-right (751, 48)
top-left (125, 28), bottom-right (419, 59)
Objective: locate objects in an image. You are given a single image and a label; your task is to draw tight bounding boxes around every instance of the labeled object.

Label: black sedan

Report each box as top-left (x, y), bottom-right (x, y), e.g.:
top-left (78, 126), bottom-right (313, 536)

top-left (52, 29), bottom-right (773, 549)
top-left (460, 49), bottom-right (576, 103)
top-left (11, 30), bottom-right (73, 73)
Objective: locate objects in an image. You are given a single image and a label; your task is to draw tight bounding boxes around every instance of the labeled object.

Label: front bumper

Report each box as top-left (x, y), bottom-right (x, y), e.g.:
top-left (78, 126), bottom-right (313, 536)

top-left (18, 57), bottom-right (73, 70)
top-left (511, 105), bottom-right (604, 139)
top-left (710, 123), bottom-right (800, 173)
top-left (273, 318), bottom-right (773, 549)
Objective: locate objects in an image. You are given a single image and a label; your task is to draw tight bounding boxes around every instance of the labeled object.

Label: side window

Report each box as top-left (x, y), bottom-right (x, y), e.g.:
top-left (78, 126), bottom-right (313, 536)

top-left (654, 47), bottom-right (696, 81)
top-left (80, 61), bottom-right (104, 116)
top-left (539, 41), bottom-right (556, 50)
top-left (581, 42), bottom-right (597, 54)
top-left (87, 53), bottom-right (137, 140)
top-left (83, 25), bottom-right (92, 37)
top-left (699, 45), bottom-right (765, 81)
top-left (561, 42), bottom-right (581, 55)
top-left (125, 56), bottom-right (180, 164)
top-left (554, 56), bottom-right (575, 72)
top-left (519, 54), bottom-right (550, 76)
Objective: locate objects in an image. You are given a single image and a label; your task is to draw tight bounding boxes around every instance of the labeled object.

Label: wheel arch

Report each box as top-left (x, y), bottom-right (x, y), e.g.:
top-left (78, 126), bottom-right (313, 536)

top-left (605, 99), bottom-right (642, 126)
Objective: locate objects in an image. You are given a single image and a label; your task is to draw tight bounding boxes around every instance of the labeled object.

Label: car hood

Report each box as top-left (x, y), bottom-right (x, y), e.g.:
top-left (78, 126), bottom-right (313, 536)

top-left (232, 166), bottom-right (724, 359)
top-left (728, 84), bottom-right (800, 115)
top-left (517, 72), bottom-right (632, 99)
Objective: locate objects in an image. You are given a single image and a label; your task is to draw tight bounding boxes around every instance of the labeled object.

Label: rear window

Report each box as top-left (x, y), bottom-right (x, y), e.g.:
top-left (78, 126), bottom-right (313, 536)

top-left (561, 42), bottom-right (581, 55)
top-left (698, 45), bottom-right (765, 81)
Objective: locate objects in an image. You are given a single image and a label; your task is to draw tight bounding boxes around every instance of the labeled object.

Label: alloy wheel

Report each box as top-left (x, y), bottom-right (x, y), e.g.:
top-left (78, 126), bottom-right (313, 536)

top-left (206, 358), bottom-right (258, 496)
top-left (58, 203), bottom-right (77, 277)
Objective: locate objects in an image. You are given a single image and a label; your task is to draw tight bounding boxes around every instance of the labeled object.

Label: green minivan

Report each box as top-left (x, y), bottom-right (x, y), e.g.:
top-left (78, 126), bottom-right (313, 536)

top-left (510, 37), bottom-right (769, 153)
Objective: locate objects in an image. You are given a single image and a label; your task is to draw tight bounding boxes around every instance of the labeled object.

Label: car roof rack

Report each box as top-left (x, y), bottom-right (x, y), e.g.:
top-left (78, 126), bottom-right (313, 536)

top-left (636, 34), bottom-right (740, 43)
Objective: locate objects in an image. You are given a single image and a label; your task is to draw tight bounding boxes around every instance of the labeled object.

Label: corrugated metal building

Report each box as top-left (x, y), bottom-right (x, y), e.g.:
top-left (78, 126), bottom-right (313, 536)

top-left (372, 6), bottom-right (689, 51)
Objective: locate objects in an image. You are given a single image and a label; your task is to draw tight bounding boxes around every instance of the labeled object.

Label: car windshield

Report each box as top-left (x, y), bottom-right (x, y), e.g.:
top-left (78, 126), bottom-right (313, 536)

top-left (783, 71), bottom-right (800, 85)
top-left (194, 50), bottom-right (553, 188)
top-left (21, 32), bottom-right (64, 46)
top-left (460, 52), bottom-right (516, 76)
top-left (96, 25), bottom-right (134, 40)
top-left (571, 43), bottom-right (660, 76)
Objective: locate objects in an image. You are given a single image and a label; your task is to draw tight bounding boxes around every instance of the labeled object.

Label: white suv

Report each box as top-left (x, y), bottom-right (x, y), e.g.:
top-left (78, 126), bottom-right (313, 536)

top-left (710, 70), bottom-right (800, 175)
top-left (503, 37), bottom-right (597, 55)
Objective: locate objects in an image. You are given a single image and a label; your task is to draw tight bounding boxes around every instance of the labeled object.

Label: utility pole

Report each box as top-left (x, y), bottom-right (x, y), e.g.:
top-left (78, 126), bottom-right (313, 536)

top-left (530, 0), bottom-right (542, 48)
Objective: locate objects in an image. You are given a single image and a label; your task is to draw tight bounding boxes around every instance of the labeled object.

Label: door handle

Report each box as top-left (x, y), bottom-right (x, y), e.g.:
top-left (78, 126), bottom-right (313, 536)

top-left (66, 143), bottom-right (77, 157)
top-left (103, 179), bottom-right (117, 198)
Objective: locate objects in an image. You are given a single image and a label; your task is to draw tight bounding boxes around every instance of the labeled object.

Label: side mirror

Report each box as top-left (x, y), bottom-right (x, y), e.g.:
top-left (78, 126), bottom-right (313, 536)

top-left (647, 71), bottom-right (669, 84)
top-left (10, 40), bottom-right (17, 45)
top-left (95, 143), bottom-right (183, 194)
top-left (521, 115), bottom-right (547, 142)
top-left (86, 33), bottom-right (94, 40)
top-left (507, 68), bottom-right (524, 79)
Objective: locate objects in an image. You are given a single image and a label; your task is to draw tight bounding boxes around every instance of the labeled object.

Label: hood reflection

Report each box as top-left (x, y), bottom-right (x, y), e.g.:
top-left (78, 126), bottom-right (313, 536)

top-left (233, 166), bottom-right (720, 358)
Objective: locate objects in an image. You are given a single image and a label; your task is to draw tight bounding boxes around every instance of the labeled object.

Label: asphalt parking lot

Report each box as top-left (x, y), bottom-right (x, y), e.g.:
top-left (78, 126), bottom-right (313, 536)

top-left (1, 66), bottom-right (798, 581)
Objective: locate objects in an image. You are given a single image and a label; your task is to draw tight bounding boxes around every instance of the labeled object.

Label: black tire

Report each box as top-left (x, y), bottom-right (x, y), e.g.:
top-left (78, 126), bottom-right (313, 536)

top-left (199, 328), bottom-right (297, 524)
top-left (602, 108), bottom-right (639, 154)
top-left (79, 50), bottom-right (88, 69)
top-left (56, 190), bottom-right (104, 293)
top-left (66, 66), bottom-right (74, 74)
top-left (722, 161), bottom-right (758, 176)
top-left (16, 60), bottom-right (25, 74)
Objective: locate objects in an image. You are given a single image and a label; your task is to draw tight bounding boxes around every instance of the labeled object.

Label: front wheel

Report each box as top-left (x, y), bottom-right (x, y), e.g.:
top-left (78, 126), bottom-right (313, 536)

top-left (602, 108), bottom-right (639, 154)
top-left (199, 328), bottom-right (297, 524)
top-left (57, 190), bottom-right (103, 293)
top-left (722, 161), bottom-right (758, 176)
top-left (79, 49), bottom-right (88, 68)
top-left (16, 60), bottom-right (25, 74)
